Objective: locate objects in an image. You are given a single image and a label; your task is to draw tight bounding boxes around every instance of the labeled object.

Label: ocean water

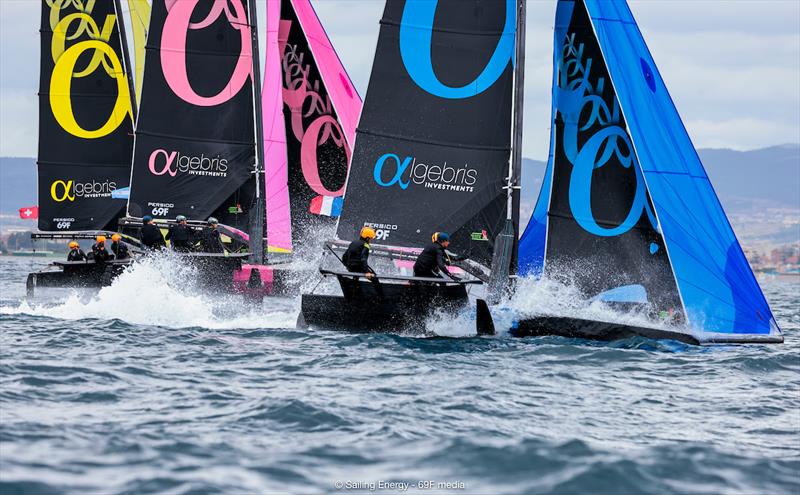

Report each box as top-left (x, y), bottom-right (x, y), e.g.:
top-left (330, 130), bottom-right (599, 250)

top-left (0, 256), bottom-right (798, 495)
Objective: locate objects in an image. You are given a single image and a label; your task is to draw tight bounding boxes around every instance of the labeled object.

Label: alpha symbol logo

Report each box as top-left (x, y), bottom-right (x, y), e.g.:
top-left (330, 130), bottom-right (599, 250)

top-left (373, 153), bottom-right (478, 192)
top-left (50, 179), bottom-right (117, 202)
top-left (148, 149), bottom-right (229, 178)
top-left (50, 180), bottom-right (75, 202)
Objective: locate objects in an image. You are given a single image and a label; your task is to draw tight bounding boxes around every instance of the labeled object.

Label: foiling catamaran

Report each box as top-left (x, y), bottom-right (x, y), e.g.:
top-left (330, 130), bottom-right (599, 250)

top-left (299, 0), bottom-right (525, 333)
top-left (123, 0), bottom-right (361, 297)
top-left (301, 0), bottom-right (781, 344)
top-left (27, 0), bottom-right (143, 296)
top-left (509, 0), bottom-right (783, 344)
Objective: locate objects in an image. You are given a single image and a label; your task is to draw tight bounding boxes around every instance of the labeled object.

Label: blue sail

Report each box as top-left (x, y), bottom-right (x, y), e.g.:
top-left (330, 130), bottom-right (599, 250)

top-left (518, 0), bottom-right (573, 277)
top-left (518, 0), bottom-right (780, 338)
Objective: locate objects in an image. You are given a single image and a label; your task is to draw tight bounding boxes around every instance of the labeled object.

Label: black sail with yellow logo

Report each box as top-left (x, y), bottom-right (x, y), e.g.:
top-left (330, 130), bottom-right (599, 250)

top-left (335, 0), bottom-right (515, 269)
top-left (126, 0), bottom-right (257, 231)
top-left (38, 0), bottom-right (135, 232)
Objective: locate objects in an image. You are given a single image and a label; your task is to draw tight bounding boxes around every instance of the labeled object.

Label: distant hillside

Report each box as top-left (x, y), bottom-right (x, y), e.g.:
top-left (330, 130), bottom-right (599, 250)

top-left (2, 145), bottom-right (798, 216)
top-left (519, 144), bottom-right (800, 214)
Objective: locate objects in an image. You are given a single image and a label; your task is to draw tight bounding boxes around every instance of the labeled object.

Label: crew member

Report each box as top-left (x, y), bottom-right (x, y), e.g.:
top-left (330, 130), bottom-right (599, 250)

top-left (197, 217), bottom-right (225, 253)
top-left (413, 232), bottom-right (461, 280)
top-left (166, 215), bottom-right (193, 252)
top-left (91, 235), bottom-right (114, 264)
top-left (342, 227), bottom-right (377, 278)
top-left (110, 234), bottom-right (130, 260)
top-left (141, 215), bottom-right (166, 250)
top-left (66, 241), bottom-right (86, 262)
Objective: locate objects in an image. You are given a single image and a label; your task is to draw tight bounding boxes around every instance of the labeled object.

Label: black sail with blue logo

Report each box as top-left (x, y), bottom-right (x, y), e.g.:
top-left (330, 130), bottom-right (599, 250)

top-left (37, 0), bottom-right (135, 232)
top-left (538, 0), bottom-right (681, 312)
top-left (335, 0), bottom-right (515, 269)
top-left (127, 0), bottom-right (257, 230)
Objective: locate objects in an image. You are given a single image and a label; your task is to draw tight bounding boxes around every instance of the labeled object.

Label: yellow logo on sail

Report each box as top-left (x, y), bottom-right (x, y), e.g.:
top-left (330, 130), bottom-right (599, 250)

top-left (46, 0), bottom-right (131, 139)
top-left (50, 180), bottom-right (75, 202)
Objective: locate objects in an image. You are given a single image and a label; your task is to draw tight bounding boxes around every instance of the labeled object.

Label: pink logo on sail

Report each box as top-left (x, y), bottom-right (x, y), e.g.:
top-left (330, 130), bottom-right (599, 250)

top-left (149, 149), bottom-right (178, 176)
top-left (280, 20), bottom-right (350, 197)
top-left (161, 0), bottom-right (253, 107)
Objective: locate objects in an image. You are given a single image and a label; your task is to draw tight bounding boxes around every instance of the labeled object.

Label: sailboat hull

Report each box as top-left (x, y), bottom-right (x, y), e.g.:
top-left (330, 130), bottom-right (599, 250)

top-left (26, 260), bottom-right (132, 297)
top-left (511, 315), bottom-right (701, 345)
top-left (299, 276), bottom-right (470, 333)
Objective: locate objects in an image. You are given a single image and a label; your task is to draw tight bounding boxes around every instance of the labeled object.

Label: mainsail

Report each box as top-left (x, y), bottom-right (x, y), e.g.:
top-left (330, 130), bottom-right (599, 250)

top-left (335, 0), bottom-right (516, 269)
top-left (517, 0), bottom-right (780, 337)
top-left (127, 0), bottom-right (258, 233)
top-left (38, 0), bottom-right (136, 232)
top-left (263, 0), bottom-right (362, 251)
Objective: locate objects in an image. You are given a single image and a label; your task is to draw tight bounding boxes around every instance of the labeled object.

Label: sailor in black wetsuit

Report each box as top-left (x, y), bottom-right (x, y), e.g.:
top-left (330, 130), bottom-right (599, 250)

top-left (67, 241), bottom-right (86, 261)
top-left (110, 234), bottom-right (130, 260)
top-left (342, 227), bottom-right (377, 277)
top-left (141, 215), bottom-right (166, 250)
top-left (342, 227), bottom-right (384, 299)
top-left (91, 235), bottom-right (114, 264)
top-left (166, 215), bottom-right (193, 252)
top-left (413, 232), bottom-right (461, 281)
top-left (197, 217), bottom-right (225, 253)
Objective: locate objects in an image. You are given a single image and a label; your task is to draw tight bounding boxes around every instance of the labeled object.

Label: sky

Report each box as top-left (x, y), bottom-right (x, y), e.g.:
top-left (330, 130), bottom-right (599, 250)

top-left (1, 0), bottom-right (798, 159)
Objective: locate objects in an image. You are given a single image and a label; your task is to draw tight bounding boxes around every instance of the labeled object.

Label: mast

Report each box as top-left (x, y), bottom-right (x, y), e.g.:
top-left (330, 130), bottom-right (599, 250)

top-left (113, 0), bottom-right (138, 120)
top-left (487, 0), bottom-right (525, 304)
top-left (248, 0), bottom-right (266, 264)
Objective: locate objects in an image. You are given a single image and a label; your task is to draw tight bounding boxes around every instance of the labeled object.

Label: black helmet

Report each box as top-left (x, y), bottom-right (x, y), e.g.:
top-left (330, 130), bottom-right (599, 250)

top-left (207, 217), bottom-right (219, 225)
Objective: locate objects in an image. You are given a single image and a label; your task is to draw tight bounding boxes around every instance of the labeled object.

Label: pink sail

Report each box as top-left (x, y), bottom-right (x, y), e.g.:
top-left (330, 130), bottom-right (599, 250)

top-left (290, 0), bottom-right (361, 147)
top-left (263, 0), bottom-right (292, 252)
top-left (263, 0), bottom-right (362, 252)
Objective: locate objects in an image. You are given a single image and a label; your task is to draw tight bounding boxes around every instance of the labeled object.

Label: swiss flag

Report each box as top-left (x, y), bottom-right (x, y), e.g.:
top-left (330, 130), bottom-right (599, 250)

top-left (19, 206), bottom-right (38, 220)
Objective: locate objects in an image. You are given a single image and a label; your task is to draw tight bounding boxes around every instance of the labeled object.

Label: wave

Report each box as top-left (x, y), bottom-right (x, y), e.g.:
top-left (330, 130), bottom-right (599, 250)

top-left (0, 253), bottom-right (296, 330)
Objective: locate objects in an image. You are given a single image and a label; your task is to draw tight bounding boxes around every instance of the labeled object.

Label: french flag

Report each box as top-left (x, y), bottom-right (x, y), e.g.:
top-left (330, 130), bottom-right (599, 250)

top-left (309, 195), bottom-right (343, 217)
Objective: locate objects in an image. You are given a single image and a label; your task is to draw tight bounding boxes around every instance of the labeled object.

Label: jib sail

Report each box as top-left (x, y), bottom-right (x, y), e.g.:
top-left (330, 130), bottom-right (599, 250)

top-left (518, 0), bottom-right (780, 337)
top-left (335, 0), bottom-right (516, 269)
top-left (127, 0), bottom-right (151, 105)
top-left (127, 0), bottom-right (258, 233)
top-left (38, 0), bottom-right (135, 232)
top-left (264, 0), bottom-right (362, 251)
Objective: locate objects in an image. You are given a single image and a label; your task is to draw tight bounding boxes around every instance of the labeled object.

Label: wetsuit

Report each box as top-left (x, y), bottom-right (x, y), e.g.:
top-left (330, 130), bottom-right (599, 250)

top-left (342, 239), bottom-right (383, 300)
top-left (67, 248), bottom-right (86, 262)
top-left (342, 240), bottom-right (375, 274)
top-left (111, 241), bottom-right (129, 260)
top-left (197, 227), bottom-right (225, 253)
top-left (166, 224), bottom-right (193, 252)
top-left (91, 242), bottom-right (114, 264)
top-left (413, 242), bottom-right (458, 280)
top-left (141, 223), bottom-right (166, 250)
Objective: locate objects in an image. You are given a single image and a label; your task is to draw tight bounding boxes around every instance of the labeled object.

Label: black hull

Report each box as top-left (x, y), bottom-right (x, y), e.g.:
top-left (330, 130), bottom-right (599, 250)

top-left (511, 315), bottom-right (700, 345)
top-left (25, 253), bottom-right (309, 299)
top-left (26, 261), bottom-right (130, 297)
top-left (300, 277), bottom-right (470, 333)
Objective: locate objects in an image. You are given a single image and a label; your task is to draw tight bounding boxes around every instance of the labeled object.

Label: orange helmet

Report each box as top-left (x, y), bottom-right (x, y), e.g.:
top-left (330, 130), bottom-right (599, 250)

top-left (360, 227), bottom-right (376, 240)
top-left (111, 234), bottom-right (122, 242)
top-left (95, 235), bottom-right (106, 243)
top-left (68, 241), bottom-right (79, 249)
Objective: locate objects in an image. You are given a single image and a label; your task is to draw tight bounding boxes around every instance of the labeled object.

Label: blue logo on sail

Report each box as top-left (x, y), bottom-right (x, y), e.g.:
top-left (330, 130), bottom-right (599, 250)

top-left (557, 32), bottom-right (657, 237)
top-left (399, 0), bottom-right (516, 99)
